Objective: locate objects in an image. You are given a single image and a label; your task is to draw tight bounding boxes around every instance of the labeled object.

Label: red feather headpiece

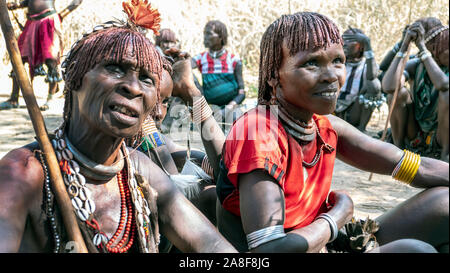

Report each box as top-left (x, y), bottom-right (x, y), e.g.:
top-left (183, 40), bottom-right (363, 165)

top-left (122, 0), bottom-right (161, 35)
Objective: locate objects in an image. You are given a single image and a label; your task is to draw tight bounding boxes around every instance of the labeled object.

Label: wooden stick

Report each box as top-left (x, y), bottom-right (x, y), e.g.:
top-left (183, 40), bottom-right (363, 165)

top-left (0, 0), bottom-right (88, 253)
top-left (368, 45), bottom-right (411, 181)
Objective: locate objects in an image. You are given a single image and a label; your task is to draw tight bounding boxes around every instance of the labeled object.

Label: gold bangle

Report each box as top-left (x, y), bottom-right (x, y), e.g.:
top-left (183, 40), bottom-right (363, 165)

top-left (406, 153), bottom-right (421, 184)
top-left (396, 151), bottom-right (413, 182)
top-left (393, 150), bottom-right (421, 185)
top-left (403, 151), bottom-right (417, 182)
top-left (401, 151), bottom-right (417, 183)
top-left (398, 151), bottom-right (413, 182)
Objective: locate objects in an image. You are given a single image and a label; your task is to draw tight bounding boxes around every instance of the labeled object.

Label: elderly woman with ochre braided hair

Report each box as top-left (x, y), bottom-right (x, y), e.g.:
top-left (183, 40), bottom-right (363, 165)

top-left (215, 12), bottom-right (448, 253)
top-left (0, 1), bottom-right (237, 253)
top-left (382, 18), bottom-right (449, 162)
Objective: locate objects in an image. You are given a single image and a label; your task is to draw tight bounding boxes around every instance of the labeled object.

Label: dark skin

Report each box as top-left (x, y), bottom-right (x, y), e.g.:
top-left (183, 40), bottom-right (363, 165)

top-left (382, 22), bottom-right (449, 161)
top-left (148, 52), bottom-right (227, 225)
top-left (3, 0), bottom-right (83, 110)
top-left (338, 29), bottom-right (381, 132)
top-left (170, 49), bottom-right (226, 173)
top-left (219, 39), bottom-right (448, 253)
top-left (192, 24), bottom-right (245, 113)
top-left (0, 44), bottom-right (237, 253)
top-left (227, 42), bottom-right (354, 253)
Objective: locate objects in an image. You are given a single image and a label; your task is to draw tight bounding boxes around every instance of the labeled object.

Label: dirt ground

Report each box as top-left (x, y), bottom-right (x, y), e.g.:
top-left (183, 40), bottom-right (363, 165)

top-left (0, 76), bottom-right (421, 220)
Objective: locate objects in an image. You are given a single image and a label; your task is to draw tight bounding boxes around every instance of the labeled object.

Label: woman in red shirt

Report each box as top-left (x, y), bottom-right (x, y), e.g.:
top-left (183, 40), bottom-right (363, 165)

top-left (216, 12), bottom-right (448, 253)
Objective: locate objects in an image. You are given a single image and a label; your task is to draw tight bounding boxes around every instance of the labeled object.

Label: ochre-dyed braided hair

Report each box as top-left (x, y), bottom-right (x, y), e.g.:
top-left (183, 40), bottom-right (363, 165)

top-left (258, 12), bottom-right (343, 104)
top-left (155, 28), bottom-right (177, 47)
top-left (418, 17), bottom-right (449, 63)
top-left (60, 0), bottom-right (164, 144)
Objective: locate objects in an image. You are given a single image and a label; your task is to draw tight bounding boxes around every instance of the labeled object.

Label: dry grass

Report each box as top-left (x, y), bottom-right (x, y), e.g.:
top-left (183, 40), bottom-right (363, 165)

top-left (0, 0), bottom-right (448, 97)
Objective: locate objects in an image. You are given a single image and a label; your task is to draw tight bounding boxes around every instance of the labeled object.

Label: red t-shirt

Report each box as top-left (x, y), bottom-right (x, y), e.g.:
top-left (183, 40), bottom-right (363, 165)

top-left (218, 106), bottom-right (338, 231)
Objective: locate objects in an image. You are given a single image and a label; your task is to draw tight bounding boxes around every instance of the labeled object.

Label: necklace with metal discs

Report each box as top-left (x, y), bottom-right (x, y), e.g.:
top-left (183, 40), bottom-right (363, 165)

top-left (53, 130), bottom-right (152, 253)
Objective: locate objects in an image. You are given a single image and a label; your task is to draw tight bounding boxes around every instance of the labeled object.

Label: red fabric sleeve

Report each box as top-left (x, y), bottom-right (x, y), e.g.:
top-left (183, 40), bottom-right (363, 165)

top-left (224, 107), bottom-right (288, 188)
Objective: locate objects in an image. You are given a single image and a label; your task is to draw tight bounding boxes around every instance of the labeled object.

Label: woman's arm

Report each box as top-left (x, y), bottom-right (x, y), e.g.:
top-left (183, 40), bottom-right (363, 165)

top-left (228, 61), bottom-right (246, 107)
top-left (379, 25), bottom-right (410, 80)
top-left (59, 0), bottom-right (83, 21)
top-left (137, 153), bottom-right (236, 253)
top-left (7, 1), bottom-right (27, 10)
top-left (238, 169), bottom-right (353, 253)
top-left (0, 147), bottom-right (44, 252)
top-left (171, 56), bottom-right (225, 176)
top-left (328, 114), bottom-right (449, 188)
top-left (381, 25), bottom-right (419, 94)
top-left (413, 24), bottom-right (449, 92)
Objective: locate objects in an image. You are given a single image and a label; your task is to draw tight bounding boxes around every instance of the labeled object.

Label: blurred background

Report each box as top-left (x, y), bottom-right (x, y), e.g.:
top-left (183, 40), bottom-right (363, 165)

top-left (0, 0), bottom-right (448, 98)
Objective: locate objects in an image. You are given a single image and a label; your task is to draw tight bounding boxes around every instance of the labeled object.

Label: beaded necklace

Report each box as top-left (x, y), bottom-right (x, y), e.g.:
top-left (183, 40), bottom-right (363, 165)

top-left (50, 129), bottom-right (153, 253)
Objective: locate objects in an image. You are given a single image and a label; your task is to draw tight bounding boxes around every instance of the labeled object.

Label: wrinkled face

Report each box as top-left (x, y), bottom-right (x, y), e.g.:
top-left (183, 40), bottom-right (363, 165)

top-left (154, 69), bottom-right (173, 126)
top-left (74, 46), bottom-right (158, 138)
top-left (203, 25), bottom-right (222, 50)
top-left (274, 41), bottom-right (346, 120)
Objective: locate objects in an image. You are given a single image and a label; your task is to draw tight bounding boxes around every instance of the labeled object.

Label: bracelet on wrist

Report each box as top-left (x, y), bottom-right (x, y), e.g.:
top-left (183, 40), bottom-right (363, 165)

top-left (192, 96), bottom-right (213, 124)
top-left (315, 213), bottom-right (338, 243)
top-left (246, 225), bottom-right (286, 250)
top-left (418, 50), bottom-right (432, 62)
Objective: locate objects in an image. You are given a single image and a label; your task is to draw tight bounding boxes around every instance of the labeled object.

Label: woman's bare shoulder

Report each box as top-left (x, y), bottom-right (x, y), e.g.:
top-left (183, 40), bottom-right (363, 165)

top-left (0, 143), bottom-right (45, 201)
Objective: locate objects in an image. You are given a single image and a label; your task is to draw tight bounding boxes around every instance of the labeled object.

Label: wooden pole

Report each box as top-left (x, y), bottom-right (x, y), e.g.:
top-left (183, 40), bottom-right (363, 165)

top-left (0, 0), bottom-right (88, 253)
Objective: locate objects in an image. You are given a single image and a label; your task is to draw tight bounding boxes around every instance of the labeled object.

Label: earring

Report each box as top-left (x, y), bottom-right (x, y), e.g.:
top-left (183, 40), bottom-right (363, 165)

top-left (269, 94), bottom-right (277, 105)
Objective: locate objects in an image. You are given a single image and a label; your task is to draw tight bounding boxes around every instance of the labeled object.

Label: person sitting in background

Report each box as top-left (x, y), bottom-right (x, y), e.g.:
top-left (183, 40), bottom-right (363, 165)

top-left (154, 28), bottom-right (202, 133)
top-left (382, 18), bottom-right (449, 161)
top-left (131, 53), bottom-right (227, 252)
top-left (192, 20), bottom-right (245, 128)
top-left (0, 0), bottom-right (83, 111)
top-left (154, 28), bottom-right (178, 57)
top-left (335, 27), bottom-right (383, 133)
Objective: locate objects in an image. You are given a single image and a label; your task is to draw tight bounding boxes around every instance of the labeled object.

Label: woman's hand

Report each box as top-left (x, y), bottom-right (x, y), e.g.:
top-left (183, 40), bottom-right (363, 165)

top-left (342, 31), bottom-right (371, 50)
top-left (326, 190), bottom-right (354, 229)
top-left (407, 22), bottom-right (426, 50)
top-left (167, 48), bottom-right (201, 105)
top-left (361, 78), bottom-right (382, 99)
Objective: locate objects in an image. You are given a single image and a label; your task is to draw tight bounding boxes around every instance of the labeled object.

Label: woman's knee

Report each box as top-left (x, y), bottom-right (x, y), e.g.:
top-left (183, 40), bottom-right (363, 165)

top-left (418, 187), bottom-right (449, 241)
top-left (374, 239), bottom-right (438, 253)
top-left (387, 87), bottom-right (410, 107)
top-left (422, 187), bottom-right (449, 219)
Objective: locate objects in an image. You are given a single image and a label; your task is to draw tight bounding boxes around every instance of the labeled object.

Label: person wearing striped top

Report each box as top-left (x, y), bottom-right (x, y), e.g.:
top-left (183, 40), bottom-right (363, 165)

top-left (192, 20), bottom-right (245, 109)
